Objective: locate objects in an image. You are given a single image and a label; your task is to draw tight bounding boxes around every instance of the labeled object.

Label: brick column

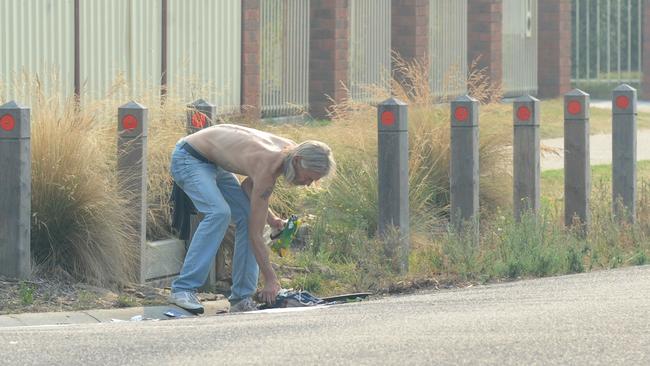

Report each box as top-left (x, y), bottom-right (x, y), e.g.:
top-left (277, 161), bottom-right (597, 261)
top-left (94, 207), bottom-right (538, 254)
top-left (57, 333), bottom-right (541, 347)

top-left (309, 0), bottom-right (350, 120)
top-left (537, 0), bottom-right (572, 98)
top-left (467, 0), bottom-right (502, 87)
top-left (241, 0), bottom-right (261, 119)
top-left (391, 0), bottom-right (429, 63)
top-left (391, 0), bottom-right (429, 92)
top-left (642, 0), bottom-right (650, 100)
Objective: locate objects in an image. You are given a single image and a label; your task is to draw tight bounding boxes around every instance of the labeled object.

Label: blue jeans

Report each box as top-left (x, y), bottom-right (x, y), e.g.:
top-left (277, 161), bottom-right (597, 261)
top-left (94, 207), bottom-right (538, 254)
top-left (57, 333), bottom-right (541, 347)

top-left (169, 141), bottom-right (259, 303)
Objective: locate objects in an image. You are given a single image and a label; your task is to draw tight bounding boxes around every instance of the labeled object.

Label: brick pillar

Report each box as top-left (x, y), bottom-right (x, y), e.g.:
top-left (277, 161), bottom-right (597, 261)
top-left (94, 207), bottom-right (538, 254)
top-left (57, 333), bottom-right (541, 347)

top-left (643, 0), bottom-right (650, 100)
top-left (391, 0), bottom-right (429, 92)
top-left (241, 0), bottom-right (261, 119)
top-left (467, 0), bottom-right (502, 87)
top-left (309, 0), bottom-right (350, 120)
top-left (537, 0), bottom-right (572, 98)
top-left (391, 0), bottom-right (429, 63)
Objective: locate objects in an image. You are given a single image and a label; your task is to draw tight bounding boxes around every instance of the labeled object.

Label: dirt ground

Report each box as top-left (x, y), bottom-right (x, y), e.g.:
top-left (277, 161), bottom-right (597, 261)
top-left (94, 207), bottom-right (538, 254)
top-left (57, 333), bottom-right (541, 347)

top-left (0, 263), bottom-right (468, 315)
top-left (0, 276), bottom-right (225, 315)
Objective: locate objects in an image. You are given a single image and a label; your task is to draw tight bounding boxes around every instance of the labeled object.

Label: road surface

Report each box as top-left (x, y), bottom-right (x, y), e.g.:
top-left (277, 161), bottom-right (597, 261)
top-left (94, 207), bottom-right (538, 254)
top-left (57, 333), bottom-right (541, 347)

top-left (1, 265), bottom-right (649, 365)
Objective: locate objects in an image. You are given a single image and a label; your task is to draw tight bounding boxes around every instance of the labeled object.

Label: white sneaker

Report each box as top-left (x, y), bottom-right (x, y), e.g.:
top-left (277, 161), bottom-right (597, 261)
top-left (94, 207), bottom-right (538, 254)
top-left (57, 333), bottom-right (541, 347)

top-left (229, 297), bottom-right (258, 313)
top-left (168, 291), bottom-right (204, 314)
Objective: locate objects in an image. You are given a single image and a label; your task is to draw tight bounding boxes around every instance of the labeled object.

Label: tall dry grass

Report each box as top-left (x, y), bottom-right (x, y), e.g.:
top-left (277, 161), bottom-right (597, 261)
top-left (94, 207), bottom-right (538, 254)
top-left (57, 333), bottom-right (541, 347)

top-left (325, 54), bottom-right (510, 222)
top-left (22, 75), bottom-right (138, 286)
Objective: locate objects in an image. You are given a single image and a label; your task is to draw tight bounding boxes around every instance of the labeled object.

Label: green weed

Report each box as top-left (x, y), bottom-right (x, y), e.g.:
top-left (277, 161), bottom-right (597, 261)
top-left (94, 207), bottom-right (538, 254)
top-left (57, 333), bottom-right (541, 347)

top-left (19, 282), bottom-right (35, 306)
top-left (115, 295), bottom-right (137, 308)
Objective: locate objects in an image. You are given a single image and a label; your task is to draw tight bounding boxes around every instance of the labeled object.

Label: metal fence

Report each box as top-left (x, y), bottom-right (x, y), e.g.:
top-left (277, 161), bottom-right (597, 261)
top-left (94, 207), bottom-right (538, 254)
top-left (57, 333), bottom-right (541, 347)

top-left (167, 0), bottom-right (241, 113)
top-left (0, 0), bottom-right (242, 113)
top-left (80, 0), bottom-right (161, 101)
top-left (572, 0), bottom-right (644, 85)
top-left (260, 0), bottom-right (310, 118)
top-left (0, 0), bottom-right (75, 104)
top-left (349, 0), bottom-right (391, 103)
top-left (429, 0), bottom-right (467, 99)
top-left (502, 0), bottom-right (538, 97)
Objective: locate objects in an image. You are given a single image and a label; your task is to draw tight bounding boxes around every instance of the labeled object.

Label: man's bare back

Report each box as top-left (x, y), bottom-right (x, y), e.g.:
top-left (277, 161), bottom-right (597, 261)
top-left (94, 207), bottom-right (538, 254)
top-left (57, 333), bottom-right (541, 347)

top-left (184, 124), bottom-right (296, 178)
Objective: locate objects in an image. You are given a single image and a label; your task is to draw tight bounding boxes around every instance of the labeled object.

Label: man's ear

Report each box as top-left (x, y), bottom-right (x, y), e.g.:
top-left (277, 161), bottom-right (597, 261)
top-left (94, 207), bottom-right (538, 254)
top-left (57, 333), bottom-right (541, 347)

top-left (292, 156), bottom-right (303, 168)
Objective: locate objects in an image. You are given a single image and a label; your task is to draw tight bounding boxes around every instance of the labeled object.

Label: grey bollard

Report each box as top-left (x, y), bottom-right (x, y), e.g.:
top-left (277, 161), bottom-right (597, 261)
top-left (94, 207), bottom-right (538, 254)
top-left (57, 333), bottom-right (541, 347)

top-left (450, 95), bottom-right (479, 241)
top-left (564, 89), bottom-right (590, 230)
top-left (377, 97), bottom-right (409, 274)
top-left (0, 101), bottom-right (31, 279)
top-left (612, 84), bottom-right (637, 223)
top-left (513, 95), bottom-right (541, 221)
top-left (186, 99), bottom-right (217, 134)
top-left (117, 101), bottom-right (148, 283)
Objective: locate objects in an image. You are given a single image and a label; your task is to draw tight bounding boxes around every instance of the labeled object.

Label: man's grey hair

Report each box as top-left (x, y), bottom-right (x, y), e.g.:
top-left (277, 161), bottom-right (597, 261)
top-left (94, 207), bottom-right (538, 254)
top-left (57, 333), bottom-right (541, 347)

top-left (283, 140), bottom-right (336, 184)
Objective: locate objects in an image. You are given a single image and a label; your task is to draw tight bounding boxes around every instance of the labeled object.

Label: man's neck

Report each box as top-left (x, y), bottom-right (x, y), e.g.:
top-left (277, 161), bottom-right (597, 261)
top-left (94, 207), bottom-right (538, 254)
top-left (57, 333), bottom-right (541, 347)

top-left (272, 152), bottom-right (288, 180)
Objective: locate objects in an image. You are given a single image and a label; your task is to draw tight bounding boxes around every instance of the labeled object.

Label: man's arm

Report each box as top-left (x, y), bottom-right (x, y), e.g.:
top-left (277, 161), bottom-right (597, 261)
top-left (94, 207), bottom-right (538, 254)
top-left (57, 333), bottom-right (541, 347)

top-left (241, 176), bottom-right (282, 227)
top-left (248, 177), bottom-right (281, 304)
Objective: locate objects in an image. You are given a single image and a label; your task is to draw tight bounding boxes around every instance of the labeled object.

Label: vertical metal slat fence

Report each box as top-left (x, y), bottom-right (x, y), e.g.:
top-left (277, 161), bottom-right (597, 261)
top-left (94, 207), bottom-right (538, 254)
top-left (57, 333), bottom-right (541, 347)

top-left (260, 0), bottom-right (309, 118)
top-left (349, 0), bottom-right (391, 103)
top-left (429, 0), bottom-right (468, 99)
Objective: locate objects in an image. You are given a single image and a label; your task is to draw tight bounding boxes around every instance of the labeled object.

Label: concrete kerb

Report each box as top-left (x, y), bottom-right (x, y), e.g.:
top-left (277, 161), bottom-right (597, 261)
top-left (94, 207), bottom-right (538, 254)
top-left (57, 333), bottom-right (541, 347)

top-left (0, 299), bottom-right (230, 328)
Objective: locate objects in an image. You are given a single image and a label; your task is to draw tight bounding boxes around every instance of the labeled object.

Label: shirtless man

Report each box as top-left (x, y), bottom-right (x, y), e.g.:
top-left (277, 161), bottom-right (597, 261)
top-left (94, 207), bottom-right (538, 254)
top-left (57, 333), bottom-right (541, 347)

top-left (168, 124), bottom-right (335, 314)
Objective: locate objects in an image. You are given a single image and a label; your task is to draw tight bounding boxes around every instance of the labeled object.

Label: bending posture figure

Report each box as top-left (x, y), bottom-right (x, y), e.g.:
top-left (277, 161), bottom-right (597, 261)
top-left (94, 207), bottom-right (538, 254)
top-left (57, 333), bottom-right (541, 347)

top-left (168, 124), bottom-right (335, 314)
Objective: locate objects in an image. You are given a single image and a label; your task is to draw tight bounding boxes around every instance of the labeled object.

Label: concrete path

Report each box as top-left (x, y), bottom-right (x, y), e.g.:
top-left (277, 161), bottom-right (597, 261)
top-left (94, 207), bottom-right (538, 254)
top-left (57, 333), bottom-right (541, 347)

top-left (590, 99), bottom-right (650, 112)
top-left (0, 299), bottom-right (229, 327)
top-left (540, 100), bottom-right (650, 171)
top-left (541, 129), bottom-right (650, 171)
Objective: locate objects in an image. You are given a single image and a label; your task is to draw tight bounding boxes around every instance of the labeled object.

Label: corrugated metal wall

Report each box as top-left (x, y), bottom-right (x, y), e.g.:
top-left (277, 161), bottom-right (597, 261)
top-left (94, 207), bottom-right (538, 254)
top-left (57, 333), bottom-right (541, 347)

top-left (167, 0), bottom-right (241, 113)
top-left (349, 0), bottom-right (391, 103)
top-left (260, 0), bottom-right (309, 118)
top-left (429, 0), bottom-right (467, 99)
top-left (80, 0), bottom-right (161, 101)
top-left (502, 0), bottom-right (538, 96)
top-left (1, 0), bottom-right (241, 110)
top-left (0, 0), bottom-right (75, 103)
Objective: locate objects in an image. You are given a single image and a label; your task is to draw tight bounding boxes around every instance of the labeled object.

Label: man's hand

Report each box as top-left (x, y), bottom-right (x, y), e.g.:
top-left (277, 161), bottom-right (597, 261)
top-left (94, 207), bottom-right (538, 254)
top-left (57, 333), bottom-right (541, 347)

top-left (260, 280), bottom-right (281, 305)
top-left (268, 216), bottom-right (286, 232)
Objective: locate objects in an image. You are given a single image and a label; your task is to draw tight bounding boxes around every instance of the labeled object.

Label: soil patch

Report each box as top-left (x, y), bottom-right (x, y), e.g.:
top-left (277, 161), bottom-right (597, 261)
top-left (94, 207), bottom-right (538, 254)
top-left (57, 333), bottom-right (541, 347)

top-left (0, 276), bottom-right (223, 315)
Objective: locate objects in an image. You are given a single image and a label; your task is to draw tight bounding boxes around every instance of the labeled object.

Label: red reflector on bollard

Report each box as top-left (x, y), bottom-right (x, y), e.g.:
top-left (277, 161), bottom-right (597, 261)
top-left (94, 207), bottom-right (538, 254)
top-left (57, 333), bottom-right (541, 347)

top-left (517, 106), bottom-right (531, 121)
top-left (122, 115), bottom-right (138, 130)
top-left (454, 106), bottom-right (469, 122)
top-left (192, 112), bottom-right (207, 128)
top-left (0, 114), bottom-right (15, 131)
top-left (567, 100), bottom-right (582, 115)
top-left (381, 111), bottom-right (395, 126)
top-left (615, 95), bottom-right (630, 110)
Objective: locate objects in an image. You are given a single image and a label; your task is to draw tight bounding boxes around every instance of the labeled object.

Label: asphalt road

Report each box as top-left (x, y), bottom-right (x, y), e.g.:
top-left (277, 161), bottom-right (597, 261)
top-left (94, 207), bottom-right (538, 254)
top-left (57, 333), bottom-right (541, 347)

top-left (1, 265), bottom-right (649, 365)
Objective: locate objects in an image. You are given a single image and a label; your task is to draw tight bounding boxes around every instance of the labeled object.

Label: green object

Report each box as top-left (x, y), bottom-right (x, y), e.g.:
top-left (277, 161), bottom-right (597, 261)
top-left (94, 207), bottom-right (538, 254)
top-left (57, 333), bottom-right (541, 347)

top-left (270, 215), bottom-right (300, 257)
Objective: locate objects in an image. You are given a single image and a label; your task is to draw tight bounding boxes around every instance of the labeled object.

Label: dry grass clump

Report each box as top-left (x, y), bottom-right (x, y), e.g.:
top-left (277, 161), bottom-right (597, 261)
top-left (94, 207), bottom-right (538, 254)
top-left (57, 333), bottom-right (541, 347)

top-left (25, 75), bottom-right (138, 286)
top-left (326, 54), bottom-right (511, 225)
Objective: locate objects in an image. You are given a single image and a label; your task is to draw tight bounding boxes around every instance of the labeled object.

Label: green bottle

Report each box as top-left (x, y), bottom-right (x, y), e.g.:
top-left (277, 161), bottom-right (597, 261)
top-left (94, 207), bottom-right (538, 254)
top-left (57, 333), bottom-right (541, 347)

top-left (270, 215), bottom-right (300, 257)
